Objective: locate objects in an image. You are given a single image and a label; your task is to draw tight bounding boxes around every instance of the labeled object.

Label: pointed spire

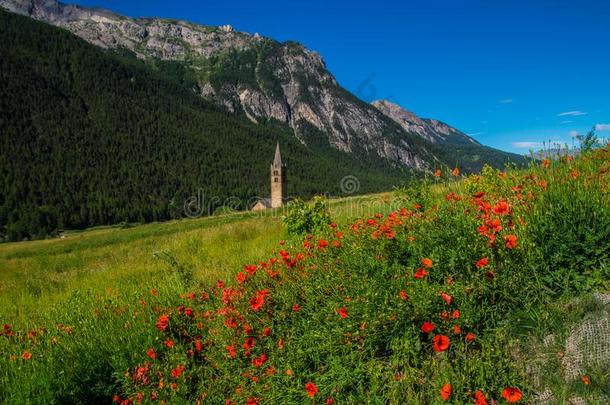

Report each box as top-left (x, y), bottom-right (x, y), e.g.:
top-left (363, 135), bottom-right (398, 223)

top-left (273, 142), bottom-right (282, 167)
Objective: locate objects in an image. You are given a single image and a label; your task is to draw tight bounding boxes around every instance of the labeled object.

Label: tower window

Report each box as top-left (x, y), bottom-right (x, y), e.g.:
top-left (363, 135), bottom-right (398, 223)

top-left (273, 170), bottom-right (279, 176)
top-left (274, 178), bottom-right (278, 182)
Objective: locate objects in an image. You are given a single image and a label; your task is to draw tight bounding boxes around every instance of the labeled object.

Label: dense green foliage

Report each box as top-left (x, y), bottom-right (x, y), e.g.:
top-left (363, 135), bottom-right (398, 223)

top-left (0, 10), bottom-right (406, 241)
top-left (282, 196), bottom-right (332, 235)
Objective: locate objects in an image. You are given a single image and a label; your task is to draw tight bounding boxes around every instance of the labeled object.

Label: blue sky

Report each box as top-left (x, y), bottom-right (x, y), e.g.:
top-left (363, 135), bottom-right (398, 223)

top-left (70, 0), bottom-right (610, 153)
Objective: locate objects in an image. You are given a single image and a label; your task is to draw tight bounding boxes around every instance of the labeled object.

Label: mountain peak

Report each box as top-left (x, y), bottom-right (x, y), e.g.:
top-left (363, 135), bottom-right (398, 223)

top-left (372, 99), bottom-right (480, 146)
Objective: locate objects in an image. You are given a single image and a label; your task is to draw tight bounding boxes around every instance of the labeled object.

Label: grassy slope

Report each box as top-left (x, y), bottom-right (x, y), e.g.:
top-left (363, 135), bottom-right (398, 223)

top-left (0, 194), bottom-right (395, 324)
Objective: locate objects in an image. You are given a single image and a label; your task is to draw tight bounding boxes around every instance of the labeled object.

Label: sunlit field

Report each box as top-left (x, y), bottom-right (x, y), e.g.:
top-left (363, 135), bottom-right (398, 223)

top-left (0, 194), bottom-right (396, 324)
top-left (1, 148), bottom-right (609, 404)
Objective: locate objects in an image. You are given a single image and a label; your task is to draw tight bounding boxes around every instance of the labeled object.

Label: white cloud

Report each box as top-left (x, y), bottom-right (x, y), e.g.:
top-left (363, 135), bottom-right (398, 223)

top-left (595, 123), bottom-right (610, 131)
top-left (512, 141), bottom-right (543, 149)
top-left (498, 99), bottom-right (513, 104)
top-left (557, 110), bottom-right (587, 117)
top-left (467, 132), bottom-right (483, 137)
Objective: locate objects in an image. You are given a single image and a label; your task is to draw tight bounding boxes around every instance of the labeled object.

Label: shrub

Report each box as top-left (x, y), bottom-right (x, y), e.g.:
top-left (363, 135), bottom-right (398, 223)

top-left (282, 196), bottom-right (332, 236)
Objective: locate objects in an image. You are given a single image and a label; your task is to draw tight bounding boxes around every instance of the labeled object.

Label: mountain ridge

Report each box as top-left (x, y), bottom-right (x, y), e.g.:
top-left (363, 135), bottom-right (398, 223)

top-left (0, 0), bottom-right (525, 172)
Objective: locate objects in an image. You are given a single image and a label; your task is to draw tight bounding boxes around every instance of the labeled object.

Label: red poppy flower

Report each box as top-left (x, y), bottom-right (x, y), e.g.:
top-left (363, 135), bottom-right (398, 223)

top-left (155, 315), bottom-right (169, 332)
top-left (440, 292), bottom-right (452, 305)
top-left (502, 387), bottom-right (522, 403)
top-left (194, 340), bottom-right (202, 353)
top-left (452, 309), bottom-right (460, 319)
top-left (504, 234), bottom-right (517, 249)
top-left (489, 218), bottom-right (502, 232)
top-left (146, 348), bottom-right (156, 359)
top-left (22, 351), bottom-right (32, 361)
top-left (421, 321), bottom-right (436, 334)
top-left (292, 304), bottom-right (300, 312)
top-left (440, 383), bottom-right (452, 401)
top-left (421, 258), bottom-right (433, 268)
top-left (250, 295), bottom-right (264, 312)
top-left (453, 324), bottom-right (461, 334)
top-left (325, 398), bottom-right (335, 405)
top-left (493, 201), bottom-right (510, 215)
top-left (475, 390), bottom-right (488, 405)
top-left (581, 375), bottom-right (590, 385)
top-left (236, 272), bottom-right (247, 284)
top-left (252, 353), bottom-right (267, 367)
top-left (318, 239), bottom-right (329, 249)
top-left (263, 327), bottom-right (271, 336)
top-left (475, 257), bottom-right (489, 268)
top-left (466, 332), bottom-right (476, 342)
top-left (452, 167), bottom-right (460, 176)
top-left (243, 337), bottom-right (255, 350)
top-left (170, 364), bottom-right (185, 379)
top-left (225, 317), bottom-right (237, 329)
top-left (244, 264), bottom-right (257, 275)
top-left (305, 382), bottom-right (318, 398)
top-left (216, 280), bottom-right (225, 289)
top-left (165, 339), bottom-right (174, 348)
top-left (337, 307), bottom-right (348, 319)
top-left (399, 291), bottom-right (409, 301)
top-left (414, 268), bottom-right (429, 279)
top-left (226, 345), bottom-right (237, 358)
top-left (435, 169), bottom-right (442, 178)
top-left (246, 398), bottom-right (258, 405)
top-left (433, 334), bottom-right (450, 352)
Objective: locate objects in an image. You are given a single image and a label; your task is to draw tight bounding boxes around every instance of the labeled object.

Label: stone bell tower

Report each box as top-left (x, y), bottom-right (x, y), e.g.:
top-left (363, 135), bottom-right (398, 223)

top-left (270, 142), bottom-right (287, 208)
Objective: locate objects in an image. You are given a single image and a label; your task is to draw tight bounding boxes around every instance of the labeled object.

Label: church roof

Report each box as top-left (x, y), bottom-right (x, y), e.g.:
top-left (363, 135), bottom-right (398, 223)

top-left (252, 198), bottom-right (272, 209)
top-left (273, 142), bottom-right (282, 167)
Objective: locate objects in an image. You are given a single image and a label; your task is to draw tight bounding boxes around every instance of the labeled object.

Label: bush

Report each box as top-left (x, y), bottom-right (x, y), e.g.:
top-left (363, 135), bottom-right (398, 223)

top-left (528, 152), bottom-right (610, 294)
top-left (282, 196), bottom-right (332, 236)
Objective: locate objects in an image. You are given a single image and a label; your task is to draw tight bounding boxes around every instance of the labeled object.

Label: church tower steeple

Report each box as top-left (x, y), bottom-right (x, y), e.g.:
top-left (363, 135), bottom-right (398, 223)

top-left (270, 142), bottom-right (287, 208)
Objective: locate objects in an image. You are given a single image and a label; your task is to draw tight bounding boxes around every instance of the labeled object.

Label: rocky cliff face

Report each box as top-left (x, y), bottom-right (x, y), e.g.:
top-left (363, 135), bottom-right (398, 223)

top-left (371, 100), bottom-right (480, 145)
top-left (0, 0), bottom-right (519, 172)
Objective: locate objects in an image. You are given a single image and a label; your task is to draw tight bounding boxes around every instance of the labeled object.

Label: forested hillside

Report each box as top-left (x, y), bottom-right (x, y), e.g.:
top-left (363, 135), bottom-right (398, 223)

top-left (0, 9), bottom-right (405, 241)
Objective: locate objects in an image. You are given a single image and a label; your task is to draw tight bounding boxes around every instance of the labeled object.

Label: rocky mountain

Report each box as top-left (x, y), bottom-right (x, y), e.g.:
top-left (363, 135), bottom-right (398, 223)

top-left (0, 0), bottom-right (435, 171)
top-left (371, 100), bottom-right (480, 145)
top-left (0, 0), bottom-right (525, 173)
top-left (372, 99), bottom-right (527, 171)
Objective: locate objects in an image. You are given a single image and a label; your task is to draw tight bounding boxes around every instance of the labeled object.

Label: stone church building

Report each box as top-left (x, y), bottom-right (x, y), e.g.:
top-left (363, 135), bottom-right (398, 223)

top-left (252, 143), bottom-right (287, 211)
